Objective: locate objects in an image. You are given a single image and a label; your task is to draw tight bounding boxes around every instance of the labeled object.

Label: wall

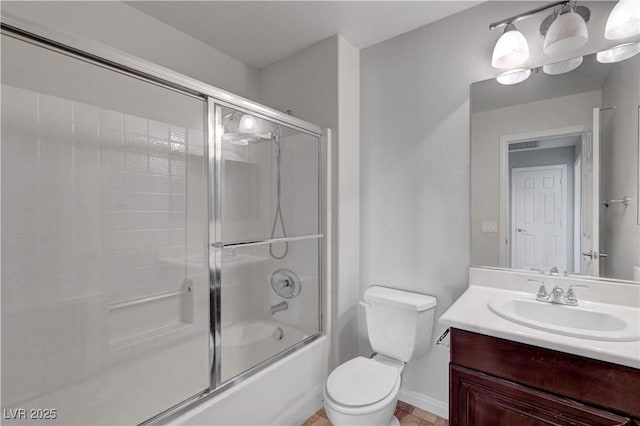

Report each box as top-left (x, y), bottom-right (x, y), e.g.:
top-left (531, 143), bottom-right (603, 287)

top-left (1, 1), bottom-right (259, 98)
top-left (601, 55), bottom-right (640, 281)
top-left (259, 35), bottom-right (361, 367)
top-left (471, 90), bottom-right (601, 267)
top-left (509, 146), bottom-right (576, 271)
top-left (359, 1), bottom-right (619, 416)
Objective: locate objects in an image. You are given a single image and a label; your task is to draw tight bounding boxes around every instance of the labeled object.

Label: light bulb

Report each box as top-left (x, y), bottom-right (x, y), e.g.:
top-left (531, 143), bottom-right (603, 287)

top-left (597, 42), bottom-right (640, 63)
top-left (544, 9), bottom-right (589, 55)
top-left (543, 56), bottom-right (583, 75)
top-left (492, 26), bottom-right (529, 68)
top-left (238, 114), bottom-right (257, 133)
top-left (605, 0), bottom-right (640, 40)
top-left (496, 68), bottom-right (531, 85)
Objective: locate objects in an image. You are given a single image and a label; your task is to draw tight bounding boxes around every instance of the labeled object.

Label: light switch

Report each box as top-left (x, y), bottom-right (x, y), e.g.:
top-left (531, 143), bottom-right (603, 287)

top-left (481, 221), bottom-right (498, 233)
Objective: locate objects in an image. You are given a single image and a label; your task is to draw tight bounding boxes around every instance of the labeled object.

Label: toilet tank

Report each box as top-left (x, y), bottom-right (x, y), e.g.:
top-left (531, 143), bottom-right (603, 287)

top-left (362, 286), bottom-right (437, 362)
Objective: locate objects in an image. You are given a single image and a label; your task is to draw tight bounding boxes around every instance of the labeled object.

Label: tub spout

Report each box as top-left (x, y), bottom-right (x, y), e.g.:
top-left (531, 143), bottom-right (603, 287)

top-left (270, 301), bottom-right (288, 315)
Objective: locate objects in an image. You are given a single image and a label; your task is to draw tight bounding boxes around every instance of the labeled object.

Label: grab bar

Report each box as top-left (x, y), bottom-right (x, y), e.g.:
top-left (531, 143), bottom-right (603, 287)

top-left (110, 281), bottom-right (192, 311)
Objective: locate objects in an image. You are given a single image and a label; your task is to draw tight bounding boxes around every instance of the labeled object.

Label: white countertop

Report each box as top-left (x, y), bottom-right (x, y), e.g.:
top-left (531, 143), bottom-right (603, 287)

top-left (440, 284), bottom-right (640, 369)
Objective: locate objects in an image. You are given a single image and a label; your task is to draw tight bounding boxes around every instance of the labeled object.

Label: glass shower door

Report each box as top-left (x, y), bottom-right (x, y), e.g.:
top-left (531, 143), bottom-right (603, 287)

top-left (1, 34), bottom-right (210, 425)
top-left (213, 105), bottom-right (323, 383)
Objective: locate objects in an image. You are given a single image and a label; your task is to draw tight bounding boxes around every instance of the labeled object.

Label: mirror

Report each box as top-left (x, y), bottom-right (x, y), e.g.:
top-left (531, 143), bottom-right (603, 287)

top-left (471, 52), bottom-right (639, 282)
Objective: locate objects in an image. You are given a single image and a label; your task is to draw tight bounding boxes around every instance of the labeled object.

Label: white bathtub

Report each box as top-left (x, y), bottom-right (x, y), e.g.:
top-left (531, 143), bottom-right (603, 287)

top-left (220, 320), bottom-right (309, 382)
top-left (173, 335), bottom-right (329, 426)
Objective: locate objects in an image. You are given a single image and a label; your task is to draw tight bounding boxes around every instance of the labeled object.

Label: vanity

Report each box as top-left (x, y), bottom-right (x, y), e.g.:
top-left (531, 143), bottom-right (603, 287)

top-left (441, 268), bottom-right (640, 426)
top-left (449, 329), bottom-right (639, 426)
top-left (458, 15), bottom-right (640, 425)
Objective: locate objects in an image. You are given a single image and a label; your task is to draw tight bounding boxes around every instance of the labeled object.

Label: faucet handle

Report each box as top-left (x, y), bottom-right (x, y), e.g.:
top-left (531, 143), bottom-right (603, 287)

top-left (565, 284), bottom-right (588, 305)
top-left (528, 279), bottom-right (549, 300)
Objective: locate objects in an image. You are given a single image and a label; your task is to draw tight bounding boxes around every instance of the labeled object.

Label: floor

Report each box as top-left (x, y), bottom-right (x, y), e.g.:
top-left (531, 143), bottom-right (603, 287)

top-left (302, 401), bottom-right (449, 426)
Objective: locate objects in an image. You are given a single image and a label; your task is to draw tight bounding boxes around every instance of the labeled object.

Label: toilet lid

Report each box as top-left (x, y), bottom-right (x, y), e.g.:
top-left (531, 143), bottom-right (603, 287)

top-left (326, 357), bottom-right (399, 407)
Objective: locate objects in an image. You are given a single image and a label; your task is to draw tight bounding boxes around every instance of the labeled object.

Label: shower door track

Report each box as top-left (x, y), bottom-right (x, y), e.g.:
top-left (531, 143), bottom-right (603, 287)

top-left (1, 13), bottom-right (327, 426)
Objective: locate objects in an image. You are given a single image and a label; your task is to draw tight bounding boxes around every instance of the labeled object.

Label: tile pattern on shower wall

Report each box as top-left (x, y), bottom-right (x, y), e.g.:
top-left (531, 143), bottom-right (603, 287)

top-left (0, 84), bottom-right (200, 403)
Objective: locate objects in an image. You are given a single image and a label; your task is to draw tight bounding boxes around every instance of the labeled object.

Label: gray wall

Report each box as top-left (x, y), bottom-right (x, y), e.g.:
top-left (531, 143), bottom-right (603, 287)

top-left (601, 56), bottom-right (640, 280)
top-left (509, 146), bottom-right (576, 271)
top-left (360, 0), bottom-right (620, 409)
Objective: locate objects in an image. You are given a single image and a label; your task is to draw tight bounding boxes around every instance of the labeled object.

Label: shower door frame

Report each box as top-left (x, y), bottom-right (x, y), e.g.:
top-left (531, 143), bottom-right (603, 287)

top-left (209, 99), bottom-right (326, 391)
top-left (1, 13), bottom-right (326, 426)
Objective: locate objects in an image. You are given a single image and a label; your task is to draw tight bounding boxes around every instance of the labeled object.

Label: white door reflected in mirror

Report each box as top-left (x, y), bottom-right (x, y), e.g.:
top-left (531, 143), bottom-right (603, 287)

top-left (511, 165), bottom-right (566, 272)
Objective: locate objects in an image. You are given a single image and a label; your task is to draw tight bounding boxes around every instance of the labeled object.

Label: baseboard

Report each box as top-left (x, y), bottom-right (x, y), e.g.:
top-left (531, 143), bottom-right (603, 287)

top-left (398, 388), bottom-right (449, 420)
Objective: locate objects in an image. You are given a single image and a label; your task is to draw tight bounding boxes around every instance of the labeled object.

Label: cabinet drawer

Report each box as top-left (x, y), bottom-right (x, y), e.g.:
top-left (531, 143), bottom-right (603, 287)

top-left (450, 364), bottom-right (630, 426)
top-left (450, 328), bottom-right (640, 417)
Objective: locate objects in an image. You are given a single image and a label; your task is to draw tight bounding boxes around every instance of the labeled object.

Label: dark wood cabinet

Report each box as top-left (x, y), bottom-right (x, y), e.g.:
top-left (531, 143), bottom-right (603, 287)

top-left (449, 329), bottom-right (640, 426)
top-left (451, 365), bottom-right (629, 425)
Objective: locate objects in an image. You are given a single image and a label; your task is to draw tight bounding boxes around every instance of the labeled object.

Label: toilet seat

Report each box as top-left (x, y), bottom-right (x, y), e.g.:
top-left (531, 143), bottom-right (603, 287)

top-left (326, 357), bottom-right (401, 407)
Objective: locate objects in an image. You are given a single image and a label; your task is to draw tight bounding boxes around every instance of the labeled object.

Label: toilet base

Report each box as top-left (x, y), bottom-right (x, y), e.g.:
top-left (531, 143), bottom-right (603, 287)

top-left (389, 415), bottom-right (400, 426)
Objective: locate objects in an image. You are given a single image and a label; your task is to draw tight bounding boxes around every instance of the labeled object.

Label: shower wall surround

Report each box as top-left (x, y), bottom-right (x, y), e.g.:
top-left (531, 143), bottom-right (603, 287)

top-left (1, 34), bottom-right (210, 425)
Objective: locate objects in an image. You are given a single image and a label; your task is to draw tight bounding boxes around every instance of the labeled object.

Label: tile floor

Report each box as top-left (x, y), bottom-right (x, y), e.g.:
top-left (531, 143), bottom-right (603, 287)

top-left (302, 401), bottom-right (448, 426)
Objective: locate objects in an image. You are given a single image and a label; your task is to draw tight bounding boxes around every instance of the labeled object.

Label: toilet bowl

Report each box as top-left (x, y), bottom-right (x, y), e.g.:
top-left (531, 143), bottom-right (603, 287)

top-left (323, 286), bottom-right (437, 426)
top-left (323, 355), bottom-right (404, 426)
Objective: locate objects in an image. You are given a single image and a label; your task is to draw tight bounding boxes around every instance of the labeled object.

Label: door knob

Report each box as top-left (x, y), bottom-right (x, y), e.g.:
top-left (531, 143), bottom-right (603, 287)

top-left (516, 228), bottom-right (526, 233)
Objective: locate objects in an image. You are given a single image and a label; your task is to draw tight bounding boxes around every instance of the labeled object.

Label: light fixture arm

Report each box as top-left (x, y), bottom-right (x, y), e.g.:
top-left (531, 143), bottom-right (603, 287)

top-left (490, 1), bottom-right (569, 30)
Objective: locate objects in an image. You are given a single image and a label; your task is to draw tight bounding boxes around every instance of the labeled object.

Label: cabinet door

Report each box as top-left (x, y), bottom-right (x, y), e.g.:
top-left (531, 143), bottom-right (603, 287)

top-left (450, 365), bottom-right (630, 426)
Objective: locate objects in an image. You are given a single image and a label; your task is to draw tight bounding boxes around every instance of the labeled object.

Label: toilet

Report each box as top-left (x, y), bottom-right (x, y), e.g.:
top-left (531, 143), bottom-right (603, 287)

top-left (323, 286), bottom-right (437, 426)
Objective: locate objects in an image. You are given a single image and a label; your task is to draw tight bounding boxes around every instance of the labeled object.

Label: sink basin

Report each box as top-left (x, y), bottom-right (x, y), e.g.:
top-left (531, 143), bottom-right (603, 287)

top-left (488, 296), bottom-right (640, 341)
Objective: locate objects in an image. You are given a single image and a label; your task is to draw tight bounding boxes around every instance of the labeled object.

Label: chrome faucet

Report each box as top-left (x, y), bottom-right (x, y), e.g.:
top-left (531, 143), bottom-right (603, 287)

top-left (270, 301), bottom-right (288, 315)
top-left (528, 279), bottom-right (588, 306)
top-left (548, 285), bottom-right (566, 304)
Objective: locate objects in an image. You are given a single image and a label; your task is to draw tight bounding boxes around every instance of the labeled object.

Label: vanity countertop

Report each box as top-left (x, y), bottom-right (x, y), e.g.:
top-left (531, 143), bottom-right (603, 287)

top-left (440, 269), bottom-right (640, 370)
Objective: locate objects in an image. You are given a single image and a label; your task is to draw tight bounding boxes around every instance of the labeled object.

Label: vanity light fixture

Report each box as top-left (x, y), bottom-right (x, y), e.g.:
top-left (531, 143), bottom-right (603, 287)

top-left (597, 41), bottom-right (640, 63)
top-left (543, 56), bottom-right (583, 75)
top-left (496, 68), bottom-right (531, 85)
top-left (489, 1), bottom-right (591, 77)
top-left (604, 0), bottom-right (640, 40)
top-left (543, 3), bottom-right (589, 55)
top-left (492, 23), bottom-right (529, 68)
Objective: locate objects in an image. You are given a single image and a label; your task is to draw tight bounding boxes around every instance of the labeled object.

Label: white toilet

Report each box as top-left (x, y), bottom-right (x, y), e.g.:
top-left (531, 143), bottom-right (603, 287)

top-left (323, 286), bottom-right (437, 426)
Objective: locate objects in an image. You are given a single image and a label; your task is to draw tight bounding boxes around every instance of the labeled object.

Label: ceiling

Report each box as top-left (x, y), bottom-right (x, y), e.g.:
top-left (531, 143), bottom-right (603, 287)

top-left (127, 1), bottom-right (480, 69)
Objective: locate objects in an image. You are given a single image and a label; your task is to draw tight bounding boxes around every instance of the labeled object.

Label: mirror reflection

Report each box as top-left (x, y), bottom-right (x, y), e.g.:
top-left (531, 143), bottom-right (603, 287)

top-left (471, 52), bottom-right (639, 281)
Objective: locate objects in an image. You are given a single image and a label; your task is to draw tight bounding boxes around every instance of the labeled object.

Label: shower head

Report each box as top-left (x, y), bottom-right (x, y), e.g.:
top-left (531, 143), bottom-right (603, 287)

top-left (222, 111), bottom-right (276, 145)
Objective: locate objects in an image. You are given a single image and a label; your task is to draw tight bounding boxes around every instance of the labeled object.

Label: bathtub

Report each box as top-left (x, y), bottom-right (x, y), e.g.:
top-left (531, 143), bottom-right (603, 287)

top-left (173, 335), bottom-right (329, 425)
top-left (220, 319), bottom-right (309, 382)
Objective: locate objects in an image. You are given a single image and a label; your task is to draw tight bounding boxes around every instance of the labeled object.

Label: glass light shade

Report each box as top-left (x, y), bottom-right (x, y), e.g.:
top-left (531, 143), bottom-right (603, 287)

top-left (492, 29), bottom-right (530, 68)
top-left (238, 114), bottom-right (258, 133)
top-left (543, 56), bottom-right (583, 75)
top-left (597, 42), bottom-right (640, 63)
top-left (605, 0), bottom-right (640, 40)
top-left (496, 68), bottom-right (531, 85)
top-left (544, 11), bottom-right (589, 55)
